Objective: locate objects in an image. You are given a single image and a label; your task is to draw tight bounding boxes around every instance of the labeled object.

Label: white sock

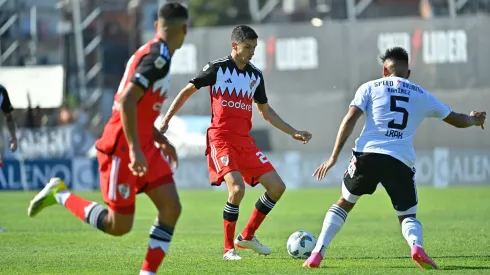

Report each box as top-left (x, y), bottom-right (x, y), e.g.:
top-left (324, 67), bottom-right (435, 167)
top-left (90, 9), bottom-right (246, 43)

top-left (139, 271), bottom-right (155, 275)
top-left (312, 204), bottom-right (348, 257)
top-left (55, 190), bottom-right (71, 206)
top-left (401, 217), bottom-right (423, 248)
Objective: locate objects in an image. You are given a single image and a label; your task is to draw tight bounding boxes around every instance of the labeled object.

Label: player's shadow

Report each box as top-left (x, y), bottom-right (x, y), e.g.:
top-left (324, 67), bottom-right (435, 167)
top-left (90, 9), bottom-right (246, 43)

top-left (441, 266), bottom-right (490, 271)
top-left (332, 255), bottom-right (490, 270)
top-left (335, 255), bottom-right (489, 260)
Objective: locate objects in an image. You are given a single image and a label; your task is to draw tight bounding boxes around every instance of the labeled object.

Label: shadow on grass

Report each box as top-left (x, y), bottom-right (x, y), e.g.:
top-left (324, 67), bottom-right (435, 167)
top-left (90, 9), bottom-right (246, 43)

top-left (441, 266), bottom-right (490, 271)
top-left (333, 255), bottom-right (489, 260)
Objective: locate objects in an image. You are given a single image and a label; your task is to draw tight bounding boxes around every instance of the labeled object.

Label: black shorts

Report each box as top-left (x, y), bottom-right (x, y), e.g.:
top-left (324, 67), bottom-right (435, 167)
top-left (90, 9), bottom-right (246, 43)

top-left (343, 151), bottom-right (417, 212)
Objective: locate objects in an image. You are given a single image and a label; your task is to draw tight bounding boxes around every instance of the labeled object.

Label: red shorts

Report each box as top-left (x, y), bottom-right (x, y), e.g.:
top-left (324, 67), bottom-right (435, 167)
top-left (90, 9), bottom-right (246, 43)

top-left (207, 141), bottom-right (275, 187)
top-left (98, 145), bottom-right (174, 214)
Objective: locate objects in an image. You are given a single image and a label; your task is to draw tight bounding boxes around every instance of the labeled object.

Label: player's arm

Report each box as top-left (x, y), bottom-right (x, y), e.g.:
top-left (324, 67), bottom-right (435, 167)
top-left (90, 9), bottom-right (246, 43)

top-left (313, 105), bottom-right (364, 180)
top-left (161, 63), bottom-right (217, 129)
top-left (443, 112), bottom-right (486, 129)
top-left (120, 48), bottom-right (170, 150)
top-left (161, 83), bottom-right (198, 127)
top-left (0, 86), bottom-right (17, 143)
top-left (153, 126), bottom-right (170, 144)
top-left (330, 106), bottom-right (364, 160)
top-left (425, 92), bottom-right (486, 129)
top-left (120, 83), bottom-right (144, 150)
top-left (330, 84), bottom-right (368, 160)
top-left (314, 84), bottom-right (368, 180)
top-left (256, 103), bottom-right (295, 135)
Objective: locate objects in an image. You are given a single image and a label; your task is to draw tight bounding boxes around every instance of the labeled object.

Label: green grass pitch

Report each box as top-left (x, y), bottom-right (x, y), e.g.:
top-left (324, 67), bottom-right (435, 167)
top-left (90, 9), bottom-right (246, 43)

top-left (1, 187), bottom-right (489, 274)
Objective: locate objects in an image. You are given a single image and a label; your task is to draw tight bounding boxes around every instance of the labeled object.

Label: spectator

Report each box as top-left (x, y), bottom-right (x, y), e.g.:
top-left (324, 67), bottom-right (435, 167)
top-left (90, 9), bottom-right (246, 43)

top-left (58, 105), bottom-right (75, 125)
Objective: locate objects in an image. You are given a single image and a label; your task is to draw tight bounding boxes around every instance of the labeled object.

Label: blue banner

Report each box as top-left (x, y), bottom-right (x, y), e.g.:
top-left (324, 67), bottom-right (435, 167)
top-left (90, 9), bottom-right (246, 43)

top-left (0, 158), bottom-right (99, 191)
top-left (3, 124), bottom-right (96, 160)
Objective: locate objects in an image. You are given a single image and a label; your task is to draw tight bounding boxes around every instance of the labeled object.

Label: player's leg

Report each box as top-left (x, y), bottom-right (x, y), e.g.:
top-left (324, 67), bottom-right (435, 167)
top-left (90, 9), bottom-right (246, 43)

top-left (27, 153), bottom-right (136, 236)
top-left (230, 147), bottom-right (277, 255)
top-left (381, 161), bottom-right (438, 270)
top-left (140, 172), bottom-right (181, 275)
top-left (305, 153), bottom-right (379, 268)
top-left (222, 171), bottom-right (246, 260)
top-left (234, 170), bottom-right (282, 256)
top-left (207, 142), bottom-right (243, 260)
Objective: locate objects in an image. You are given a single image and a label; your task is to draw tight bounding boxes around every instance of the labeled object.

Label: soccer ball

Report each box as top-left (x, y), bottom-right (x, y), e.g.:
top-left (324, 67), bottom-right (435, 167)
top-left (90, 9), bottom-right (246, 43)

top-left (286, 230), bottom-right (317, 259)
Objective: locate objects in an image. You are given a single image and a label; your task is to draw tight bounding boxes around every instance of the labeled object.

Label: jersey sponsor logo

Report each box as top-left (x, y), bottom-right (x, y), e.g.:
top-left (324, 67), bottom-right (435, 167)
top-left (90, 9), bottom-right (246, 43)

top-left (153, 101), bottom-right (163, 112)
top-left (373, 80), bottom-right (393, 87)
top-left (117, 183), bottom-right (130, 200)
top-left (154, 56), bottom-right (167, 69)
top-left (221, 99), bottom-right (252, 111)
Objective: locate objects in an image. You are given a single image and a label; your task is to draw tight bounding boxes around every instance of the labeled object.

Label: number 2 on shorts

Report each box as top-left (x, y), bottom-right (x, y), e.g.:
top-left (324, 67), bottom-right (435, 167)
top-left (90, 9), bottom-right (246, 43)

top-left (256, 151), bottom-right (269, 164)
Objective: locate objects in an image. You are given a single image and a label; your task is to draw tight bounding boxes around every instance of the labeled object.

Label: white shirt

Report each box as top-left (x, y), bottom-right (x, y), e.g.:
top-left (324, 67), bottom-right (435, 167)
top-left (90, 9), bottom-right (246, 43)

top-left (350, 76), bottom-right (451, 168)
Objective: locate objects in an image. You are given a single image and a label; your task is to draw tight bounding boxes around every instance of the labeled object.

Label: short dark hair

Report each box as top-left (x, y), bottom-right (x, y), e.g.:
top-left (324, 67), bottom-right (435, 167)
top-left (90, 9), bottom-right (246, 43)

top-left (380, 47), bottom-right (409, 63)
top-left (231, 25), bottom-right (258, 43)
top-left (158, 2), bottom-right (188, 21)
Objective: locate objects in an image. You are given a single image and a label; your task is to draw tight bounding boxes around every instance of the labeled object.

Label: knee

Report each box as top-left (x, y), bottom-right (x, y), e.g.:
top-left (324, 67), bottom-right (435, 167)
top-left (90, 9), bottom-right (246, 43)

top-left (104, 211), bottom-right (133, 236)
top-left (228, 181), bottom-right (245, 203)
top-left (336, 197), bottom-right (355, 213)
top-left (174, 201), bottom-right (182, 218)
top-left (267, 179), bottom-right (286, 201)
top-left (159, 200), bottom-right (182, 223)
top-left (108, 223), bottom-right (133, 236)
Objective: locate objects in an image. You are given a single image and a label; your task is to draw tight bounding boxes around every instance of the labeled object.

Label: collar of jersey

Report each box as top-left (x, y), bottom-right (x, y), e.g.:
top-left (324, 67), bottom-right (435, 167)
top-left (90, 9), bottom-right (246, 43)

top-left (228, 55), bottom-right (248, 71)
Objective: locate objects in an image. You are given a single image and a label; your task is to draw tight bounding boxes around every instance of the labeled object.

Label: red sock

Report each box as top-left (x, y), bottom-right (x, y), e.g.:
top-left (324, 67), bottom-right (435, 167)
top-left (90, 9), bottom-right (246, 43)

top-left (141, 248), bottom-right (166, 274)
top-left (64, 193), bottom-right (96, 221)
top-left (241, 208), bottom-right (267, 240)
top-left (141, 222), bottom-right (173, 273)
top-left (224, 220), bottom-right (237, 253)
top-left (223, 202), bottom-right (239, 253)
top-left (241, 193), bottom-right (276, 240)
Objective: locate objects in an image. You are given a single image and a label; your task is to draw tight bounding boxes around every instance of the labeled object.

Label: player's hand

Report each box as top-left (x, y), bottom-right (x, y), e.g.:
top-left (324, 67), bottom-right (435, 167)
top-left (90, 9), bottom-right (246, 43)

top-left (159, 120), bottom-right (169, 135)
top-left (292, 130), bottom-right (312, 144)
top-left (9, 137), bottom-right (18, 152)
top-left (128, 148), bottom-right (147, 177)
top-left (313, 156), bottom-right (337, 181)
top-left (158, 141), bottom-right (179, 169)
top-left (470, 111), bottom-right (486, 129)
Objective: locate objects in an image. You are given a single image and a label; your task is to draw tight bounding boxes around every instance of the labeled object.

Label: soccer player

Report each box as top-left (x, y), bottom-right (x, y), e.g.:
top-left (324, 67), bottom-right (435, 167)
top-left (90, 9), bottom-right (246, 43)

top-left (0, 84), bottom-right (18, 158)
top-left (303, 47), bottom-right (486, 269)
top-left (160, 25), bottom-right (312, 260)
top-left (27, 3), bottom-right (188, 274)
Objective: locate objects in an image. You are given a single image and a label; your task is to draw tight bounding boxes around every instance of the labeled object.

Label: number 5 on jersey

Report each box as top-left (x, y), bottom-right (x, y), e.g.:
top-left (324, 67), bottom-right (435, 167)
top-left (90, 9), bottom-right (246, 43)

top-left (386, 95), bottom-right (409, 139)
